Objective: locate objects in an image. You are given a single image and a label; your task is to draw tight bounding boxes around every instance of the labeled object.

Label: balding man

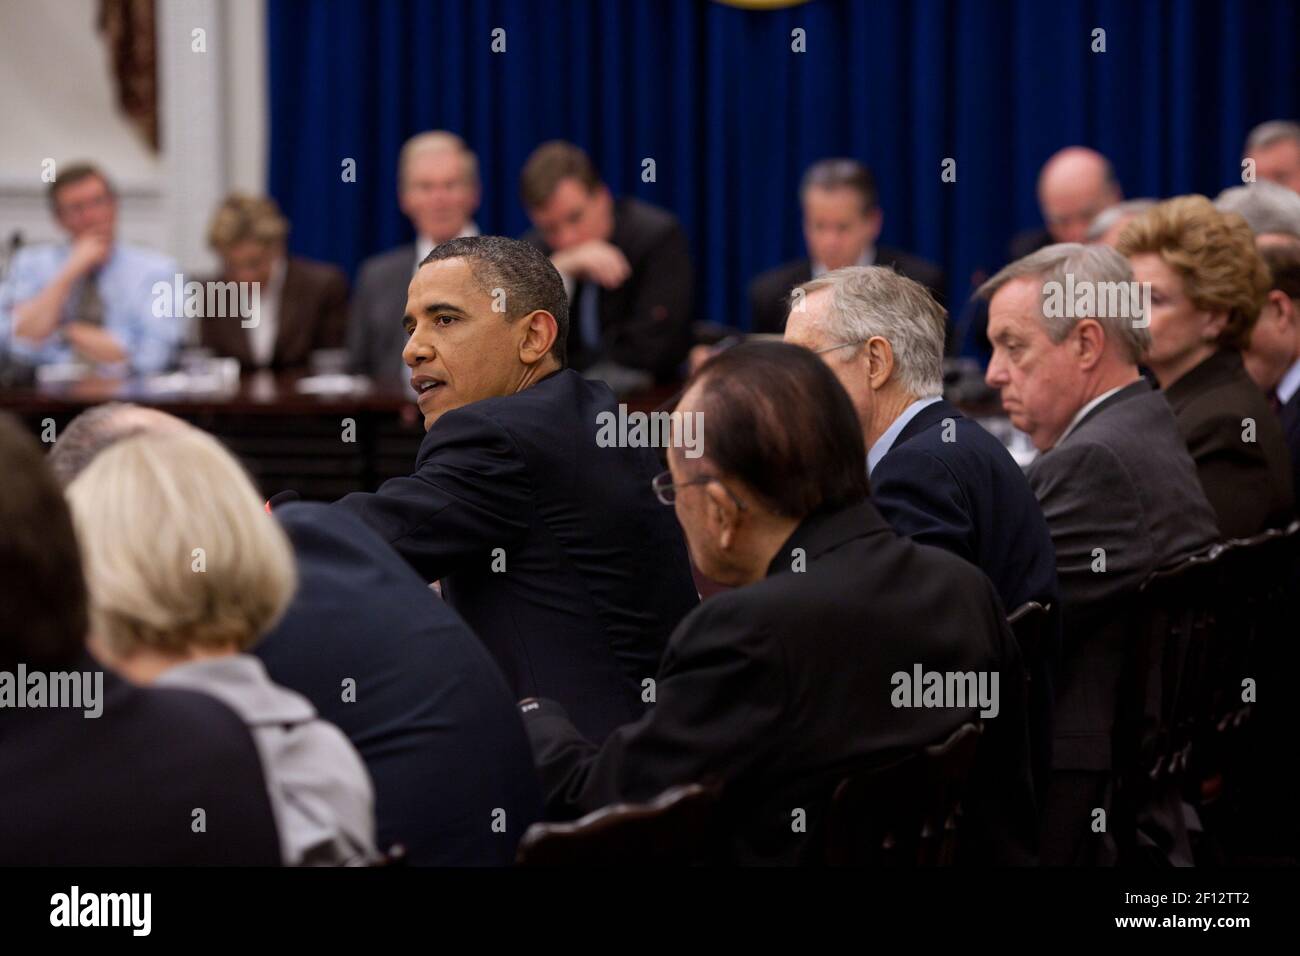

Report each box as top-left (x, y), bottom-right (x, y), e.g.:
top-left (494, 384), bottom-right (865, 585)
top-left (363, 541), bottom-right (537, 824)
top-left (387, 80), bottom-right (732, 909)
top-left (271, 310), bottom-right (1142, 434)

top-left (1243, 120), bottom-right (1300, 195)
top-left (980, 243), bottom-right (1219, 865)
top-left (349, 131), bottom-right (482, 391)
top-left (46, 401), bottom-right (187, 485)
top-left (1010, 147), bottom-right (1122, 260)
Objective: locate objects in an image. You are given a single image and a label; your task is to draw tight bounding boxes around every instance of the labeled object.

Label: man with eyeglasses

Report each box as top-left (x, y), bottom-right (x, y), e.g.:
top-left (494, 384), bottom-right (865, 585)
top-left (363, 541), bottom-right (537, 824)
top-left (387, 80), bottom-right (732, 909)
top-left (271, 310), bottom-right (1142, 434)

top-left (785, 265), bottom-right (1060, 802)
top-left (1, 163), bottom-right (180, 375)
top-left (521, 341), bottom-right (1037, 865)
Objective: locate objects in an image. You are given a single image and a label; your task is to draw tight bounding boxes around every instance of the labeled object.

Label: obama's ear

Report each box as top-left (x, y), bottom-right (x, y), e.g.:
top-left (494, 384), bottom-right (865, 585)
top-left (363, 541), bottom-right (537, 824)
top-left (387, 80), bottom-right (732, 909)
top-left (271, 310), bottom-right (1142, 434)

top-left (518, 309), bottom-right (559, 364)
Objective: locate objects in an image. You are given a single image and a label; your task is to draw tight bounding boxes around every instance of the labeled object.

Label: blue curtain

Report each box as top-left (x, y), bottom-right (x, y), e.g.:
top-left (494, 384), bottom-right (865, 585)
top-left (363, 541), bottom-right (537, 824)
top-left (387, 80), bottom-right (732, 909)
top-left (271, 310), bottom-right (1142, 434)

top-left (268, 0), bottom-right (1300, 331)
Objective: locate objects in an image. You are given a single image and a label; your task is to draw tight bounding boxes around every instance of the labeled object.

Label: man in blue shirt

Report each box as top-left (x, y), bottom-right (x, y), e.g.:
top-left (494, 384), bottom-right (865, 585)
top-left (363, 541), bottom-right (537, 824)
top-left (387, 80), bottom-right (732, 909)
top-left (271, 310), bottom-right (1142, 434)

top-left (1, 163), bottom-right (180, 375)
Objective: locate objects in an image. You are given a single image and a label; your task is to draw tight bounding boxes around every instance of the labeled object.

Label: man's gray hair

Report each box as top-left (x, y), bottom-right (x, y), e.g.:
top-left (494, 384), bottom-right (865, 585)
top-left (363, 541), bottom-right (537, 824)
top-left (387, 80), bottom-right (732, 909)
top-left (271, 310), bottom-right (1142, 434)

top-left (46, 402), bottom-right (188, 486)
top-left (1214, 181), bottom-right (1300, 238)
top-left (795, 266), bottom-right (945, 398)
top-left (1244, 119), bottom-right (1300, 155)
top-left (1085, 198), bottom-right (1156, 242)
top-left (976, 243), bottom-right (1152, 364)
top-left (398, 130), bottom-right (479, 190)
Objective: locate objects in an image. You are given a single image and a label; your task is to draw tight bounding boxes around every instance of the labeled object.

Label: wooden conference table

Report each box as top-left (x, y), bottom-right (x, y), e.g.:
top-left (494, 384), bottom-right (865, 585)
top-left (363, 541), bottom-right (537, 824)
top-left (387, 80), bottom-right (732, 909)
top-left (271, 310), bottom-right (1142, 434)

top-left (0, 370), bottom-right (684, 501)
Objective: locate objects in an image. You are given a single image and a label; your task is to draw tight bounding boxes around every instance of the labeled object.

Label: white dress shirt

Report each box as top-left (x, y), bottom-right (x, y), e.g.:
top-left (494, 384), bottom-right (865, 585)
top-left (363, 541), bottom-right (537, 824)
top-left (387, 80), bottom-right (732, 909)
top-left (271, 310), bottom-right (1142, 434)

top-left (414, 222), bottom-right (480, 275)
top-left (247, 257), bottom-right (286, 368)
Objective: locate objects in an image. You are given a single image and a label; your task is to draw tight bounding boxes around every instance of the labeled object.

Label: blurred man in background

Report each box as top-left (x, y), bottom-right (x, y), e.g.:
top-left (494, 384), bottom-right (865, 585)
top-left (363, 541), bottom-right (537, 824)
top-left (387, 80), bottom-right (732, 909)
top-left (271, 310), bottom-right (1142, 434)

top-left (349, 132), bottom-right (481, 391)
top-left (749, 158), bottom-right (945, 334)
top-left (0, 163), bottom-right (179, 375)
top-left (521, 140), bottom-right (692, 385)
top-left (1243, 120), bottom-right (1300, 194)
top-left (1010, 147), bottom-right (1122, 260)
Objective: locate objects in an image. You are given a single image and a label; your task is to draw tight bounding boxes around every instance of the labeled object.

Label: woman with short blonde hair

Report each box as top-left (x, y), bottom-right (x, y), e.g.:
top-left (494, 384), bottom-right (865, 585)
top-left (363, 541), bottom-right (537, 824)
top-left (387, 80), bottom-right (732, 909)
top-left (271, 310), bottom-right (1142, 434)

top-left (1118, 195), bottom-right (1293, 536)
top-left (67, 426), bottom-right (376, 866)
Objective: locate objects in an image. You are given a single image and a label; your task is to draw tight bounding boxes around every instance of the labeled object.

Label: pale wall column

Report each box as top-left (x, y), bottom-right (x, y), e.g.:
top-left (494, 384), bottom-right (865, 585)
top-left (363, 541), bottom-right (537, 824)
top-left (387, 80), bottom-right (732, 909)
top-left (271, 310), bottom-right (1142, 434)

top-left (158, 0), bottom-right (227, 278)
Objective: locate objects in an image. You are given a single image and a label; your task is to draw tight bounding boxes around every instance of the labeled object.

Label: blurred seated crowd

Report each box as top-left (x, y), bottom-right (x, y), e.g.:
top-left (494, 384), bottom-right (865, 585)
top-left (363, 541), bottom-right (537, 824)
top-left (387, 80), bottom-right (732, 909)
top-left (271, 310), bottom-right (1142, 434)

top-left (1, 121), bottom-right (1299, 866)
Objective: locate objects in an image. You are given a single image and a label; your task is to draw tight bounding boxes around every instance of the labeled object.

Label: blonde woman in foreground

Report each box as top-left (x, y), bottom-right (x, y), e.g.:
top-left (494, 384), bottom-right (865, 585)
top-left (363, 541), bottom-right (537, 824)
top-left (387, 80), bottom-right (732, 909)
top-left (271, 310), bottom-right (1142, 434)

top-left (66, 426), bottom-right (376, 866)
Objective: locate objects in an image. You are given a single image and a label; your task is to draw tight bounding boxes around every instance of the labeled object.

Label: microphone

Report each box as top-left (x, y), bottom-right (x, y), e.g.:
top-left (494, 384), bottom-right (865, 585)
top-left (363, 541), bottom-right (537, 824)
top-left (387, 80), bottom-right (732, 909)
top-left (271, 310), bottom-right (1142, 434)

top-left (265, 489), bottom-right (301, 513)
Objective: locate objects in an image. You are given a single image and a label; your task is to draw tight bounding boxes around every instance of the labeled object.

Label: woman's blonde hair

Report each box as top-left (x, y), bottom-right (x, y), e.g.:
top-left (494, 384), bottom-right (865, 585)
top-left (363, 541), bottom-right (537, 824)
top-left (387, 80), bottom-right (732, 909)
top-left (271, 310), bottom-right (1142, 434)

top-left (65, 427), bottom-right (296, 658)
top-left (207, 193), bottom-right (289, 251)
top-left (1116, 194), bottom-right (1272, 351)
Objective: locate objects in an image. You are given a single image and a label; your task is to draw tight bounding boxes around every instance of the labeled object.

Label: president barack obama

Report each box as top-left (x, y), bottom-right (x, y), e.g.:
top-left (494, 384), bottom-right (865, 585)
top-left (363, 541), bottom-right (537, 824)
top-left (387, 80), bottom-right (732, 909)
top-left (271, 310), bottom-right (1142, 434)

top-left (337, 236), bottom-right (697, 741)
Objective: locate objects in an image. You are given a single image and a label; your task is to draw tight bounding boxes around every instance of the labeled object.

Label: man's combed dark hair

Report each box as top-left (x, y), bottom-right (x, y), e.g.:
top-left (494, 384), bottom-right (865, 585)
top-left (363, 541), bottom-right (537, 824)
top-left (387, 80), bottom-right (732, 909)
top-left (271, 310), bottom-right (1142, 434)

top-left (420, 235), bottom-right (569, 366)
top-left (520, 140), bottom-right (602, 210)
top-left (48, 162), bottom-right (113, 211)
top-left (0, 413), bottom-right (88, 671)
top-left (688, 341), bottom-right (870, 518)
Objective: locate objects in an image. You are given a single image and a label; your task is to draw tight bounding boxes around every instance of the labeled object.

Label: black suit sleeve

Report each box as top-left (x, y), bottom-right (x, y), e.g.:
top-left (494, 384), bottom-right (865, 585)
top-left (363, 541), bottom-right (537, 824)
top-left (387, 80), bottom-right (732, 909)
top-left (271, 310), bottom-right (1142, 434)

top-left (522, 595), bottom-right (785, 818)
top-left (607, 224), bottom-right (693, 375)
top-left (870, 446), bottom-right (976, 565)
top-left (334, 408), bottom-right (532, 582)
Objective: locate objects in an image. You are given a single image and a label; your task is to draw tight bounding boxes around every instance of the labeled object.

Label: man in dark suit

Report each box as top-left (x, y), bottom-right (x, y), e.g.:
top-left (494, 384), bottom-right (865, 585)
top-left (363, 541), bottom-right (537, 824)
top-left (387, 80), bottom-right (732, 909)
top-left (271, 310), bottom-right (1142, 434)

top-left (336, 236), bottom-right (699, 743)
top-left (522, 342), bottom-right (1037, 865)
top-left (0, 414), bottom-right (281, 866)
top-left (784, 265), bottom-right (1060, 793)
top-left (521, 140), bottom-right (692, 382)
top-left (982, 243), bottom-right (1220, 865)
top-left (199, 193), bottom-right (348, 372)
top-left (749, 159), bottom-right (945, 335)
top-left (257, 502), bottom-right (542, 866)
top-left (349, 132), bottom-right (482, 392)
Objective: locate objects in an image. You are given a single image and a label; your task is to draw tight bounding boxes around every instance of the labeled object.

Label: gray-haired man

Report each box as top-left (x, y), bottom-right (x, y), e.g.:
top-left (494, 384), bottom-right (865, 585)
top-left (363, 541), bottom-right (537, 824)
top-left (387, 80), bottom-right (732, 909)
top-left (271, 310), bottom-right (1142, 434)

top-left (980, 243), bottom-right (1219, 865)
top-left (1243, 120), bottom-right (1300, 195)
top-left (785, 266), bottom-right (1060, 796)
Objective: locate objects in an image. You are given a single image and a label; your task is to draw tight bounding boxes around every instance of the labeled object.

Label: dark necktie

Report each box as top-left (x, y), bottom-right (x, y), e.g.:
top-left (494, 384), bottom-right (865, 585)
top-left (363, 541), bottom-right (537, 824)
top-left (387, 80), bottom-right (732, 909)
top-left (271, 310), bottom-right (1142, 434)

top-left (75, 271), bottom-right (105, 327)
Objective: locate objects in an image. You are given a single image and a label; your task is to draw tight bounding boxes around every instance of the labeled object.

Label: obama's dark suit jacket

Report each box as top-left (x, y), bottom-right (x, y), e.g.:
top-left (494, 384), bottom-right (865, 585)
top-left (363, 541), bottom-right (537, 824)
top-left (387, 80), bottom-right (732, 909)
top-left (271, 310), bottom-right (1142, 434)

top-left (1026, 379), bottom-right (1219, 864)
top-left (1163, 349), bottom-right (1295, 539)
top-left (336, 368), bottom-right (699, 743)
top-left (748, 247), bottom-right (946, 335)
top-left (523, 500), bottom-right (1037, 866)
top-left (525, 198), bottom-right (692, 378)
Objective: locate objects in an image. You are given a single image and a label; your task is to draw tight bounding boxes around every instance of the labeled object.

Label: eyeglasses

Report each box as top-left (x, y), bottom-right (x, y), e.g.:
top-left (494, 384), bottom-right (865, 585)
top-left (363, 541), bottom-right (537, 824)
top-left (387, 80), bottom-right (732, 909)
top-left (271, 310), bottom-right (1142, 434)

top-left (651, 470), bottom-right (748, 510)
top-left (814, 340), bottom-right (865, 356)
